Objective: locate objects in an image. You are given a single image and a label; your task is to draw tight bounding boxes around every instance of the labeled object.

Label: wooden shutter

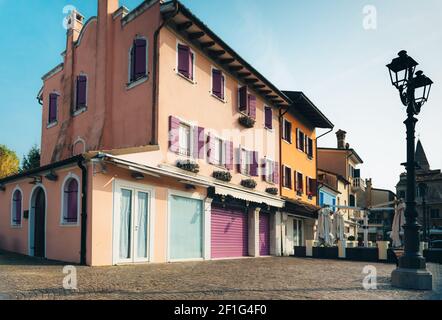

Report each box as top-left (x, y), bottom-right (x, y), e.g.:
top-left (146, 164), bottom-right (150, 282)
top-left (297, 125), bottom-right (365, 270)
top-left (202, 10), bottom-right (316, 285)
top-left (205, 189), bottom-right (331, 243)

top-left (212, 69), bottom-right (222, 98)
top-left (265, 107), bottom-right (272, 129)
top-left (225, 141), bottom-right (234, 170)
top-left (76, 75), bottom-right (87, 108)
top-left (193, 126), bottom-right (204, 159)
top-left (178, 44), bottom-right (190, 78)
top-left (250, 151), bottom-right (259, 177)
top-left (273, 161), bottom-right (280, 185)
top-left (238, 86), bottom-right (248, 112)
top-left (248, 95), bottom-right (256, 119)
top-left (236, 148), bottom-right (243, 173)
top-left (49, 93), bottom-right (58, 123)
top-left (168, 116), bottom-right (180, 153)
top-left (134, 39), bottom-right (147, 79)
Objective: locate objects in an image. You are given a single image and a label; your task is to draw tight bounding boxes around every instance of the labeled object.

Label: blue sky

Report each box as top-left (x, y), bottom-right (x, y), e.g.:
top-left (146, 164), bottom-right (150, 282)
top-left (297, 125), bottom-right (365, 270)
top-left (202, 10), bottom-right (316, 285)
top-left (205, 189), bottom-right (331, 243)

top-left (0, 0), bottom-right (441, 191)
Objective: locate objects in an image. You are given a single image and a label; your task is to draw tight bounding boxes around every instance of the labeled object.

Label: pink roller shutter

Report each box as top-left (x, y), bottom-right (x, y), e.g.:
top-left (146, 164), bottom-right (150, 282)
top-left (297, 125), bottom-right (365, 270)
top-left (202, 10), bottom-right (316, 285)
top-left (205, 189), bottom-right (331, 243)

top-left (211, 205), bottom-right (248, 259)
top-left (178, 44), bottom-right (190, 78)
top-left (250, 151), bottom-right (259, 177)
top-left (168, 116), bottom-right (180, 153)
top-left (248, 95), bottom-right (257, 119)
top-left (238, 86), bottom-right (248, 112)
top-left (76, 75), bottom-right (87, 107)
top-left (134, 38), bottom-right (147, 80)
top-left (259, 213), bottom-right (270, 256)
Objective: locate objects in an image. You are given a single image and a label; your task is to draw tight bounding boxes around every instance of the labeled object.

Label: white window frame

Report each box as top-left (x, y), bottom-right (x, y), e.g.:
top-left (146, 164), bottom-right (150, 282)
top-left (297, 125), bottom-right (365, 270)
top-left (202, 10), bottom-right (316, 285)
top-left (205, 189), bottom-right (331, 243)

top-left (264, 157), bottom-right (274, 184)
top-left (60, 173), bottom-right (81, 227)
top-left (176, 40), bottom-right (196, 84)
top-left (296, 171), bottom-right (304, 195)
top-left (282, 165), bottom-right (292, 189)
top-left (297, 128), bottom-right (305, 152)
top-left (11, 186), bottom-right (23, 228)
top-left (237, 84), bottom-right (249, 115)
top-left (178, 121), bottom-right (192, 158)
top-left (210, 66), bottom-right (226, 102)
top-left (211, 134), bottom-right (225, 167)
top-left (240, 146), bottom-right (251, 176)
top-left (264, 105), bottom-right (273, 131)
top-left (127, 35), bottom-right (149, 89)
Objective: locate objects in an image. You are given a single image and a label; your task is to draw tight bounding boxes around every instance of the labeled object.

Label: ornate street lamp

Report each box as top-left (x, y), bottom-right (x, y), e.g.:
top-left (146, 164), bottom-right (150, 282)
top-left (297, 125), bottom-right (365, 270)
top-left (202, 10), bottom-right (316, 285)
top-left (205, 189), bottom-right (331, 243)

top-left (387, 50), bottom-right (433, 290)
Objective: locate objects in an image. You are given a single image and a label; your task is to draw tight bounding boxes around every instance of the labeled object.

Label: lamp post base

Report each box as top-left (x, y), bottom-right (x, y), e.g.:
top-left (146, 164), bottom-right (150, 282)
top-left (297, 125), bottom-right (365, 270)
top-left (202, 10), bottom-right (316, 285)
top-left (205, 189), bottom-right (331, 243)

top-left (391, 268), bottom-right (433, 290)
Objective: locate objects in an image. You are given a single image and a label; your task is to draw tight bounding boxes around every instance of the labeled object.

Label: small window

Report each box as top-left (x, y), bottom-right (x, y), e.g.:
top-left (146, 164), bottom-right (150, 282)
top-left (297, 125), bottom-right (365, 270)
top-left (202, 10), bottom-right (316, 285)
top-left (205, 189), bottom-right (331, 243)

top-left (212, 136), bottom-right (223, 166)
top-left (307, 137), bottom-right (314, 158)
top-left (265, 158), bottom-right (273, 182)
top-left (282, 166), bottom-right (292, 189)
top-left (11, 189), bottom-right (22, 226)
top-left (48, 93), bottom-right (58, 124)
top-left (212, 68), bottom-right (225, 100)
top-left (177, 44), bottom-right (194, 81)
top-left (296, 172), bottom-right (304, 194)
top-left (264, 106), bottom-right (272, 129)
top-left (75, 75), bottom-right (87, 111)
top-left (282, 119), bottom-right (292, 143)
top-left (240, 148), bottom-right (250, 176)
top-left (178, 122), bottom-right (191, 157)
top-left (297, 129), bottom-right (305, 152)
top-left (130, 38), bottom-right (148, 83)
top-left (62, 177), bottom-right (79, 224)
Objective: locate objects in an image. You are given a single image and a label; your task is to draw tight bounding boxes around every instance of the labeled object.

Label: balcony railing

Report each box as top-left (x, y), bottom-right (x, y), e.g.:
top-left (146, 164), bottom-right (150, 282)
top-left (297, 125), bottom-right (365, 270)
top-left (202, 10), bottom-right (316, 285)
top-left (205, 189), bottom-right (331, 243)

top-left (352, 177), bottom-right (366, 191)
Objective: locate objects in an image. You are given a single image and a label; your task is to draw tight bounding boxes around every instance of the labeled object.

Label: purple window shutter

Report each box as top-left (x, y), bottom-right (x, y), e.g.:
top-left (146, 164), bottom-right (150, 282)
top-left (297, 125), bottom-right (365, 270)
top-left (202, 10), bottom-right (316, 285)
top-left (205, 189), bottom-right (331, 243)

top-left (220, 75), bottom-right (225, 100)
top-left (178, 44), bottom-right (190, 78)
top-left (134, 39), bottom-right (147, 79)
top-left (265, 106), bottom-right (272, 129)
top-left (261, 159), bottom-right (267, 181)
top-left (238, 86), bottom-right (248, 112)
top-left (248, 95), bottom-right (257, 120)
top-left (193, 127), bottom-right (204, 159)
top-left (250, 151), bottom-right (259, 177)
top-left (212, 69), bottom-right (222, 98)
top-left (207, 133), bottom-right (216, 164)
top-left (225, 141), bottom-right (234, 170)
top-left (189, 51), bottom-right (194, 80)
top-left (76, 75), bottom-right (87, 107)
top-left (236, 148), bottom-right (242, 173)
top-left (67, 179), bottom-right (78, 222)
top-left (168, 116), bottom-right (180, 153)
top-left (273, 162), bottom-right (280, 185)
top-left (49, 94), bottom-right (58, 123)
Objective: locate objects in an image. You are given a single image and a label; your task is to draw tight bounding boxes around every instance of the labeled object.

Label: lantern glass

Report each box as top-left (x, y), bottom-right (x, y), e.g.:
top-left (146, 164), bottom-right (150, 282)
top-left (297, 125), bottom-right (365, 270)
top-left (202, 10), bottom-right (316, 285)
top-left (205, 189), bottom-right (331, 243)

top-left (413, 71), bottom-right (433, 105)
top-left (386, 51), bottom-right (418, 88)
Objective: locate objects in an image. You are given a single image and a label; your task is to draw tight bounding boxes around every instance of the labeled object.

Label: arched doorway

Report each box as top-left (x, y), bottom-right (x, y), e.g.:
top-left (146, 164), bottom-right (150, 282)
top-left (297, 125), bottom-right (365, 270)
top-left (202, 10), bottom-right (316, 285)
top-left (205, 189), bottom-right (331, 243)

top-left (29, 186), bottom-right (46, 258)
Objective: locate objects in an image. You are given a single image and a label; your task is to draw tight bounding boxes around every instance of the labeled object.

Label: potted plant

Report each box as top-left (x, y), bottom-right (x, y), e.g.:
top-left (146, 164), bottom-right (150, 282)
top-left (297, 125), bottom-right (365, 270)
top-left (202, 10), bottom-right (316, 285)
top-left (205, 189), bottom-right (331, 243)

top-left (307, 191), bottom-right (314, 200)
top-left (238, 115), bottom-right (255, 128)
top-left (296, 188), bottom-right (303, 196)
top-left (265, 187), bottom-right (278, 195)
top-left (213, 171), bottom-right (232, 182)
top-left (241, 179), bottom-right (257, 189)
top-left (176, 160), bottom-right (200, 173)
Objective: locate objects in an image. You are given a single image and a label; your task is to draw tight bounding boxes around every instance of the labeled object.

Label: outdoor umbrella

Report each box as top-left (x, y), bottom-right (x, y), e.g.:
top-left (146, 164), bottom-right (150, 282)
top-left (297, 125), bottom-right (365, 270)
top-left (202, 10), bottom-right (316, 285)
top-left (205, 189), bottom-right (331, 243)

top-left (317, 208), bottom-right (333, 246)
top-left (391, 201), bottom-right (406, 248)
top-left (333, 211), bottom-right (345, 242)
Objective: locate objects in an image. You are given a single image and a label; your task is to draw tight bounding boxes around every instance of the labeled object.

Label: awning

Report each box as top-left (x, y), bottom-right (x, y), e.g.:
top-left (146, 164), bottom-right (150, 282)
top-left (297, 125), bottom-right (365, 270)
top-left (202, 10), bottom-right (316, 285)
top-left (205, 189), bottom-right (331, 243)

top-left (214, 184), bottom-right (284, 208)
top-left (283, 198), bottom-right (320, 219)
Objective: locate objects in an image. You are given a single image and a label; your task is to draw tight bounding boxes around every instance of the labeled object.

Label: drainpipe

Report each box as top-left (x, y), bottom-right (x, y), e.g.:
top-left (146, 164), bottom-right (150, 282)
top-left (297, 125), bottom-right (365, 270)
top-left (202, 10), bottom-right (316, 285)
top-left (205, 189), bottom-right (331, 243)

top-left (151, 0), bottom-right (179, 145)
top-left (78, 158), bottom-right (88, 265)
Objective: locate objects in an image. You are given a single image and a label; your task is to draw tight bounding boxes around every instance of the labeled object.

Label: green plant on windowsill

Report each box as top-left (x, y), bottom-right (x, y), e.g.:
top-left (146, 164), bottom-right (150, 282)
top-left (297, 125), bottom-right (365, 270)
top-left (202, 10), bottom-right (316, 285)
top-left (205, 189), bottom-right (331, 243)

top-left (176, 160), bottom-right (200, 174)
top-left (238, 115), bottom-right (255, 128)
top-left (213, 170), bottom-right (232, 182)
top-left (241, 179), bottom-right (257, 189)
top-left (348, 236), bottom-right (356, 241)
top-left (265, 187), bottom-right (278, 195)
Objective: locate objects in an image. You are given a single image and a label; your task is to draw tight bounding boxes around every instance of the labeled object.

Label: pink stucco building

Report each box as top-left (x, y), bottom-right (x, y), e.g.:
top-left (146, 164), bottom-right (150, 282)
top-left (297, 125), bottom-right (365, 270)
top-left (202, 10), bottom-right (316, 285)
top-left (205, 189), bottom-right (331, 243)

top-left (0, 0), bottom-right (332, 266)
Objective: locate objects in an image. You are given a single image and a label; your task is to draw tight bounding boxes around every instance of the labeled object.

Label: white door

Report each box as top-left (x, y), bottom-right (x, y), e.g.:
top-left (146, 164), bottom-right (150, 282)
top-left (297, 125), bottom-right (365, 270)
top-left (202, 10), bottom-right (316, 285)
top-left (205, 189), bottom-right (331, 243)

top-left (114, 184), bottom-right (151, 264)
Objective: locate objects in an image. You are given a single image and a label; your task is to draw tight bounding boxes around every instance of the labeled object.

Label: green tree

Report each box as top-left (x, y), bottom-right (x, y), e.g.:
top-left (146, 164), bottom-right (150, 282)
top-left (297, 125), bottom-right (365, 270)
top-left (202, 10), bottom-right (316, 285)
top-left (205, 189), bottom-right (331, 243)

top-left (0, 144), bottom-right (19, 179)
top-left (21, 145), bottom-right (41, 172)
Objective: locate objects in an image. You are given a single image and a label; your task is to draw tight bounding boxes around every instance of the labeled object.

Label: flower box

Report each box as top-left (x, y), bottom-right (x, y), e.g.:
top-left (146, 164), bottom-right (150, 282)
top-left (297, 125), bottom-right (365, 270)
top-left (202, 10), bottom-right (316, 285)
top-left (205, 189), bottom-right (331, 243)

top-left (241, 179), bottom-right (257, 189)
top-left (265, 187), bottom-right (278, 195)
top-left (213, 171), bottom-right (232, 182)
top-left (238, 115), bottom-right (255, 128)
top-left (176, 160), bottom-right (200, 174)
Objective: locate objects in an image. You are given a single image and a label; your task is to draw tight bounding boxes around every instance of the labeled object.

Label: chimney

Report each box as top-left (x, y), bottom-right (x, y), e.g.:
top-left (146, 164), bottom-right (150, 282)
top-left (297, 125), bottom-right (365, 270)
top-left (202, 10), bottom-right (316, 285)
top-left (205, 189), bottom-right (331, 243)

top-left (336, 130), bottom-right (347, 149)
top-left (98, 0), bottom-right (120, 19)
top-left (366, 178), bottom-right (373, 207)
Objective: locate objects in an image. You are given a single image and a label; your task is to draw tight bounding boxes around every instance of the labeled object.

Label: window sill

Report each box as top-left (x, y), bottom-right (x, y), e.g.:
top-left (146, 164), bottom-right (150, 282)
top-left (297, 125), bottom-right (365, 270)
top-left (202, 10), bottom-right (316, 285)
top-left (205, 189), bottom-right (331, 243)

top-left (60, 222), bottom-right (79, 227)
top-left (10, 224), bottom-right (22, 229)
top-left (264, 126), bottom-right (273, 132)
top-left (126, 76), bottom-right (148, 90)
top-left (176, 71), bottom-right (196, 84)
top-left (282, 139), bottom-right (292, 145)
top-left (46, 121), bottom-right (58, 129)
top-left (73, 107), bottom-right (87, 117)
top-left (210, 93), bottom-right (226, 103)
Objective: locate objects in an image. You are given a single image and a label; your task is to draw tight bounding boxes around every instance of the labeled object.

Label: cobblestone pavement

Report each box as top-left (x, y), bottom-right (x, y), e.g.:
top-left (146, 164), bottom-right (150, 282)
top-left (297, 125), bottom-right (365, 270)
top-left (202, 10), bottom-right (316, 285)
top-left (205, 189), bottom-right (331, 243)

top-left (0, 251), bottom-right (440, 300)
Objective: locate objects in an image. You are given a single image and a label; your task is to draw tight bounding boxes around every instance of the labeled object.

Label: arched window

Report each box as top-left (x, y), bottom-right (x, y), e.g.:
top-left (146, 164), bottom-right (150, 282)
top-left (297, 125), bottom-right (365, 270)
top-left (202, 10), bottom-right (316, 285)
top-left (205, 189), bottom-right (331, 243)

top-left (62, 177), bottom-right (79, 224)
top-left (11, 189), bottom-right (22, 226)
top-left (129, 37), bottom-right (148, 83)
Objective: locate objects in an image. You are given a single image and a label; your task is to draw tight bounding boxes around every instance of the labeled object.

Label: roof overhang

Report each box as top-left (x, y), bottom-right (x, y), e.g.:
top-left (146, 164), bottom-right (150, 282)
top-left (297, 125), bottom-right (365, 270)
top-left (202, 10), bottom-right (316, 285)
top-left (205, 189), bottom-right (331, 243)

top-left (282, 91), bottom-right (334, 129)
top-left (162, 0), bottom-right (291, 108)
top-left (214, 184), bottom-right (285, 208)
top-left (282, 198), bottom-right (320, 219)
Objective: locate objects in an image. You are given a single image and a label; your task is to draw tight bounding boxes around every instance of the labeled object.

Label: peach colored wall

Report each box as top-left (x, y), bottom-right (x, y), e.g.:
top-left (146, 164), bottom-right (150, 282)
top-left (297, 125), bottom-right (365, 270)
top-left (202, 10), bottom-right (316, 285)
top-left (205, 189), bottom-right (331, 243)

top-left (40, 1), bottom-right (162, 165)
top-left (317, 150), bottom-right (347, 178)
top-left (0, 166), bottom-right (84, 264)
top-left (89, 163), bottom-right (206, 266)
top-left (154, 27), bottom-right (280, 194)
top-left (281, 111), bottom-right (317, 204)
